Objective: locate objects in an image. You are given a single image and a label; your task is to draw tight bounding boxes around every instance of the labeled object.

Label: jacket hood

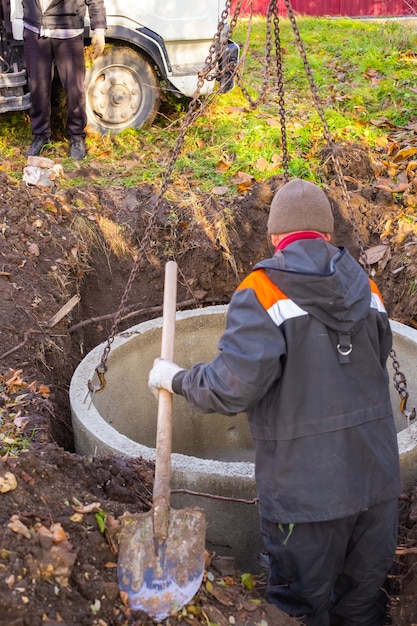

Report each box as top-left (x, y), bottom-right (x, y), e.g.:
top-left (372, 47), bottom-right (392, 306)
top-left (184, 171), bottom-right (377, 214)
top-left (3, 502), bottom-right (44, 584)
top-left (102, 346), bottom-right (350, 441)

top-left (255, 239), bottom-right (371, 333)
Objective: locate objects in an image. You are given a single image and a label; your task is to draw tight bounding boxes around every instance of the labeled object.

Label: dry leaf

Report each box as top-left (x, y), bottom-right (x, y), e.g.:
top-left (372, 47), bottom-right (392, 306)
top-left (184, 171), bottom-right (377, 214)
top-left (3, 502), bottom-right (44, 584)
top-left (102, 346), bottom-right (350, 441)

top-left (206, 582), bottom-right (235, 607)
top-left (364, 68), bottom-right (379, 78)
top-left (363, 244), bottom-right (389, 265)
top-left (265, 117), bottom-right (281, 127)
top-left (255, 157), bottom-right (269, 171)
top-left (14, 416), bottom-right (29, 430)
top-left (393, 147), bottom-right (417, 163)
top-left (406, 161), bottom-right (417, 176)
top-left (211, 186), bottom-right (229, 195)
top-left (224, 105), bottom-right (246, 114)
top-left (216, 159), bottom-right (230, 172)
top-left (0, 472), bottom-right (17, 493)
top-left (5, 574), bottom-right (15, 589)
top-left (72, 501), bottom-right (101, 514)
top-left (27, 242), bottom-right (40, 256)
top-left (50, 523), bottom-right (69, 544)
top-left (8, 514), bottom-right (31, 539)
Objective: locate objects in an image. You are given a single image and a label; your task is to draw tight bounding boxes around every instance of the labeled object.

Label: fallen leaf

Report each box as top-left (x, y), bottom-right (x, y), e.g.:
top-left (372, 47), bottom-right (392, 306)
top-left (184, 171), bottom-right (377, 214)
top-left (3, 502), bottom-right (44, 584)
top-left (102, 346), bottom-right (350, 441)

top-left (363, 244), bottom-right (389, 265)
top-left (236, 597), bottom-right (260, 612)
top-left (255, 157), bottom-right (269, 171)
top-left (201, 604), bottom-right (229, 626)
top-left (216, 159), bottom-right (231, 172)
top-left (211, 186), bottom-right (229, 195)
top-left (224, 105), bottom-right (246, 114)
top-left (0, 472), bottom-right (18, 493)
top-left (393, 147), bottom-right (417, 162)
top-left (14, 416), bottom-right (29, 430)
top-left (406, 161), bottom-right (417, 176)
top-left (27, 242), bottom-right (40, 256)
top-left (206, 582), bottom-right (235, 607)
top-left (364, 68), bottom-right (379, 78)
top-left (5, 574), bottom-right (15, 589)
top-left (72, 501), bottom-right (101, 514)
top-left (8, 514), bottom-right (31, 539)
top-left (50, 523), bottom-right (69, 544)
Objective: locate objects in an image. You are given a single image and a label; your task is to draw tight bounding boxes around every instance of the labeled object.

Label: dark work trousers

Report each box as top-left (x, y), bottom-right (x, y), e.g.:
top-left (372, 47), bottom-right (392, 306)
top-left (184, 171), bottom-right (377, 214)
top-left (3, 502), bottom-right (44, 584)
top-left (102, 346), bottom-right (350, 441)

top-left (261, 498), bottom-right (398, 626)
top-left (23, 29), bottom-right (86, 140)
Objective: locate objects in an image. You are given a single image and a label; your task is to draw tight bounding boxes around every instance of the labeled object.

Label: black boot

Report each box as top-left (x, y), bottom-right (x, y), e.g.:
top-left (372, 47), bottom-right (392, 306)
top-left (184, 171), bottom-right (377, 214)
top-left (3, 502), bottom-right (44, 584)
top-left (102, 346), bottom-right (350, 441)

top-left (69, 138), bottom-right (86, 160)
top-left (25, 135), bottom-right (50, 157)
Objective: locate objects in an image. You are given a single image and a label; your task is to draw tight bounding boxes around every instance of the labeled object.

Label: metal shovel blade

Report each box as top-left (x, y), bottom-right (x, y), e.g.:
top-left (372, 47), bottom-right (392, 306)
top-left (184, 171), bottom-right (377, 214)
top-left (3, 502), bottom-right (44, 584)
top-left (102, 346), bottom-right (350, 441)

top-left (117, 506), bottom-right (206, 620)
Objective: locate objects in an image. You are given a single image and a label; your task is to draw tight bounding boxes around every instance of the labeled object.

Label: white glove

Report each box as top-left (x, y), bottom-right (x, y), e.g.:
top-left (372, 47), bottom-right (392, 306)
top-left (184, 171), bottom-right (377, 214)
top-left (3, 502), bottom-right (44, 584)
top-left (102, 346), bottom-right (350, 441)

top-left (148, 358), bottom-right (184, 397)
top-left (91, 30), bottom-right (105, 59)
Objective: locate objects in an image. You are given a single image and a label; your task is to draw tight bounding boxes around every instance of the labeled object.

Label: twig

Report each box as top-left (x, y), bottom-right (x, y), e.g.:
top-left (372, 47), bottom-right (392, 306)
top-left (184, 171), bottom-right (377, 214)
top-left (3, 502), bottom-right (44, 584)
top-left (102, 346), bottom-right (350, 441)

top-left (46, 294), bottom-right (81, 328)
top-left (68, 297), bottom-right (227, 334)
top-left (0, 330), bottom-right (43, 361)
top-left (172, 487), bottom-right (259, 506)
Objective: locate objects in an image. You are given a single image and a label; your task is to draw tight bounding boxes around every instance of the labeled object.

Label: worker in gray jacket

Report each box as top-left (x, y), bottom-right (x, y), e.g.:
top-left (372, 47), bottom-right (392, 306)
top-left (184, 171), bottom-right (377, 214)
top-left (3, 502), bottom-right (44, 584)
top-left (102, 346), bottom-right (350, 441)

top-left (23, 0), bottom-right (107, 159)
top-left (149, 178), bottom-right (402, 626)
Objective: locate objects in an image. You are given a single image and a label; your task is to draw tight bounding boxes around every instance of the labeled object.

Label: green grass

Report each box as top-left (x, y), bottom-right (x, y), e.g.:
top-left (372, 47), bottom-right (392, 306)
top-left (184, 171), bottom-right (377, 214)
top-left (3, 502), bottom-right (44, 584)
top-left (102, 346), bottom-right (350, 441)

top-left (1, 16), bottom-right (416, 191)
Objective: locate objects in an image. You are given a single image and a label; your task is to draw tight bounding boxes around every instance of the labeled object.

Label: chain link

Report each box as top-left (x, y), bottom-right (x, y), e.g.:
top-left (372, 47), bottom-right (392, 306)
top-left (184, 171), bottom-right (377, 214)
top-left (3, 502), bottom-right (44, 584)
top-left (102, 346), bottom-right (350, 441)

top-left (271, 2), bottom-right (290, 182)
top-left (282, 0), bottom-right (370, 273)
top-left (236, 0), bottom-right (290, 180)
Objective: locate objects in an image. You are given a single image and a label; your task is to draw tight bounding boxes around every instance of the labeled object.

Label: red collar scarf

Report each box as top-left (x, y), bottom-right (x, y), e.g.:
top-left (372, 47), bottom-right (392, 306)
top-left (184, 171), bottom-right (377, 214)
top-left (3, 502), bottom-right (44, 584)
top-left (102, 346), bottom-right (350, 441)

top-left (275, 231), bottom-right (325, 253)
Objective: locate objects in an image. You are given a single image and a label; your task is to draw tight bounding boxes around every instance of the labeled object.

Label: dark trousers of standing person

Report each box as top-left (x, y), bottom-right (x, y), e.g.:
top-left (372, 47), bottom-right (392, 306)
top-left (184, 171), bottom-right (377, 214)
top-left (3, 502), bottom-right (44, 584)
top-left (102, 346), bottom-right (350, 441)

top-left (261, 498), bottom-right (398, 626)
top-left (23, 29), bottom-right (87, 141)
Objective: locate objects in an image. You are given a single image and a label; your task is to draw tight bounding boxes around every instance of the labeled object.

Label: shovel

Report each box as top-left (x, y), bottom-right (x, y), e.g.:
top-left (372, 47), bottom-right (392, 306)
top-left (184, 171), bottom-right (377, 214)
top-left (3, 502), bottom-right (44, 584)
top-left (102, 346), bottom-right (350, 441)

top-left (117, 260), bottom-right (206, 621)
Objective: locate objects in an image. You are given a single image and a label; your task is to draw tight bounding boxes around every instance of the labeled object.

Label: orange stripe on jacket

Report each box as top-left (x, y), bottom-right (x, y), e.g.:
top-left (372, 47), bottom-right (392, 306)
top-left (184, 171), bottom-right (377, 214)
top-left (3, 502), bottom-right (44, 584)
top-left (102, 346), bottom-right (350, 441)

top-left (237, 269), bottom-right (288, 310)
top-left (238, 271), bottom-right (386, 317)
top-left (369, 279), bottom-right (386, 313)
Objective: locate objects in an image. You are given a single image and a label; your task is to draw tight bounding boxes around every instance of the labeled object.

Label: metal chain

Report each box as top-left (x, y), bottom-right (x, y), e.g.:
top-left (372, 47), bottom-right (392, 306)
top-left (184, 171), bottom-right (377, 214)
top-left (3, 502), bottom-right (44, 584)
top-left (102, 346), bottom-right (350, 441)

top-left (282, 0), bottom-right (414, 419)
top-left (88, 0), bottom-right (237, 393)
top-left (236, 0), bottom-right (290, 181)
top-left (236, 3), bottom-right (273, 108)
top-left (283, 0), bottom-right (370, 273)
top-left (270, 1), bottom-right (290, 181)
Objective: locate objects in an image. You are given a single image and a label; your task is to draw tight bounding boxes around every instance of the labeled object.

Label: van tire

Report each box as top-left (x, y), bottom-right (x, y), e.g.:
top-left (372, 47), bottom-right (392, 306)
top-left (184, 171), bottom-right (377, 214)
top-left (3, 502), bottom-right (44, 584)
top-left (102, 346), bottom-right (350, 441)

top-left (85, 46), bottom-right (160, 134)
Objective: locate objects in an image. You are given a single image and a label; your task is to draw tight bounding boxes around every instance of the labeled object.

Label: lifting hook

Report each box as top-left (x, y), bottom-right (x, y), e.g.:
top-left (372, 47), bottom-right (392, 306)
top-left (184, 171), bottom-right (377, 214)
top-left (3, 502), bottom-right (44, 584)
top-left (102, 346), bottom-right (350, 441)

top-left (400, 392), bottom-right (416, 423)
top-left (87, 364), bottom-right (107, 395)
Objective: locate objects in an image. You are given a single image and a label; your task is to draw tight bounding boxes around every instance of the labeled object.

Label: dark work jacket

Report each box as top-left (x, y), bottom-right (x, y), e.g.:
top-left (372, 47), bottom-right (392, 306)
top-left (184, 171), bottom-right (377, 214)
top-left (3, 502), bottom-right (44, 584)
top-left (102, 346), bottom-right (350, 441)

top-left (22, 0), bottom-right (107, 31)
top-left (172, 239), bottom-right (402, 523)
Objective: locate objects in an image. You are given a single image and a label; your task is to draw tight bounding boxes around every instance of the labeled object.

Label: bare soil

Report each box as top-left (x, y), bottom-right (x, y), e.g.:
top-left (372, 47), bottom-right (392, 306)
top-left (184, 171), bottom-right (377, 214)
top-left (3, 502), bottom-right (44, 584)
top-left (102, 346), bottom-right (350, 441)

top-left (1, 138), bottom-right (417, 625)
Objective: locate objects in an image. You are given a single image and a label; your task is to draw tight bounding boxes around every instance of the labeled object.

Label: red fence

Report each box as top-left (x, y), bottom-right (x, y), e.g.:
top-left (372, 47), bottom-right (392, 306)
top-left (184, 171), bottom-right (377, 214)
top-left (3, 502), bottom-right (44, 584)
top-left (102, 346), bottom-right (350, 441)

top-left (230, 0), bottom-right (413, 16)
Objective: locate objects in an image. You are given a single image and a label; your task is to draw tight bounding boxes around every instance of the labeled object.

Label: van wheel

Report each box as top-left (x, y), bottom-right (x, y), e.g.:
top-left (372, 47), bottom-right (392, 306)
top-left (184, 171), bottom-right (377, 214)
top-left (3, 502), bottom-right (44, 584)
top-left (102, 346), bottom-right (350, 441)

top-left (85, 47), bottom-right (160, 134)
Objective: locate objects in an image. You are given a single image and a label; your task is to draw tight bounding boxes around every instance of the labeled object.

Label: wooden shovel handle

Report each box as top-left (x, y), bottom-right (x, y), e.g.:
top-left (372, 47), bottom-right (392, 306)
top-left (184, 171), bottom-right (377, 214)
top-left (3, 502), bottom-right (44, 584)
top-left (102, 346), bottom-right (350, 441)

top-left (153, 260), bottom-right (177, 543)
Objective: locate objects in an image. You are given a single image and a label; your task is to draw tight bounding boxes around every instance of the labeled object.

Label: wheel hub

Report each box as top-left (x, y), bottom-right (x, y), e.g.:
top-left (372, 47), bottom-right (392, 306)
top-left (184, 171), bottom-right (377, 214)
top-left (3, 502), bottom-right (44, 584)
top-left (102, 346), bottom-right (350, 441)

top-left (89, 66), bottom-right (142, 125)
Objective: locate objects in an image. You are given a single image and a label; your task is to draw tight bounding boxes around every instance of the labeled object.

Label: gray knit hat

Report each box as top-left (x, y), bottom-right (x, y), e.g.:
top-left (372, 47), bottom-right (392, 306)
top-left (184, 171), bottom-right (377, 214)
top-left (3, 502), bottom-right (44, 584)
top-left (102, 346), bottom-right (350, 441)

top-left (267, 178), bottom-right (334, 235)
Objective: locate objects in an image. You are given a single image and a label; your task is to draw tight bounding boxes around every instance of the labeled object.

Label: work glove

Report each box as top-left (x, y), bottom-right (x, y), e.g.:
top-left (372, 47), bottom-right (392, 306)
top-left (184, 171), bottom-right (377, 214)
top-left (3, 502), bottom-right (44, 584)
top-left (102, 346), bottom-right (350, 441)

top-left (91, 30), bottom-right (106, 59)
top-left (148, 358), bottom-right (184, 398)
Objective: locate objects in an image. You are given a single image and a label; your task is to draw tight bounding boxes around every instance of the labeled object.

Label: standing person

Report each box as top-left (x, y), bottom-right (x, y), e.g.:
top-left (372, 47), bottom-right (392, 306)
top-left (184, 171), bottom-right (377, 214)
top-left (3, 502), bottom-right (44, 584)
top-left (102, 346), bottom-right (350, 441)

top-left (149, 178), bottom-right (402, 626)
top-left (22, 0), bottom-right (107, 159)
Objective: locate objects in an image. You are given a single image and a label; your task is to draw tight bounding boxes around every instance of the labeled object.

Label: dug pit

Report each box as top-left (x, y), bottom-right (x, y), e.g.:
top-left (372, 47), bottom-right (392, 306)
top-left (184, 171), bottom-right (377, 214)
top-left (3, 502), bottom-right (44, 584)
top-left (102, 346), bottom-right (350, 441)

top-left (70, 306), bottom-right (417, 573)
